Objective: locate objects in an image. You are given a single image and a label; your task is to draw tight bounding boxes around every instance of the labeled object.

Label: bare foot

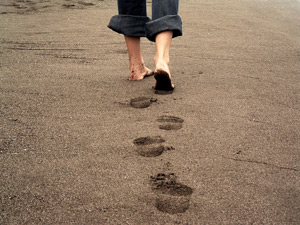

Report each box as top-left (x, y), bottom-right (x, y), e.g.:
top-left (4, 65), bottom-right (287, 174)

top-left (154, 70), bottom-right (175, 91)
top-left (154, 60), bottom-right (174, 90)
top-left (129, 67), bottom-right (154, 81)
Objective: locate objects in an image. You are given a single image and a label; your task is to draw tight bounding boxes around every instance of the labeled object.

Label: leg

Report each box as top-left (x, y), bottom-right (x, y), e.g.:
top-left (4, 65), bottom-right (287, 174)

top-left (154, 31), bottom-right (174, 90)
top-left (154, 30), bottom-right (172, 75)
top-left (125, 35), bottom-right (154, 80)
top-left (145, 0), bottom-right (182, 90)
top-left (107, 0), bottom-right (153, 80)
top-left (145, 0), bottom-right (182, 42)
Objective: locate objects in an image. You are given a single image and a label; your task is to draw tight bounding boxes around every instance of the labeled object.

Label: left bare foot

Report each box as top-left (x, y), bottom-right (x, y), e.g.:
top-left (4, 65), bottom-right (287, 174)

top-left (129, 67), bottom-right (154, 81)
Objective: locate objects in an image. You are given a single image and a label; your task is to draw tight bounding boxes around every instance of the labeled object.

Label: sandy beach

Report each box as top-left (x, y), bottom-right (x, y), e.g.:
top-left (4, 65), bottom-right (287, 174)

top-left (1, 0), bottom-right (300, 224)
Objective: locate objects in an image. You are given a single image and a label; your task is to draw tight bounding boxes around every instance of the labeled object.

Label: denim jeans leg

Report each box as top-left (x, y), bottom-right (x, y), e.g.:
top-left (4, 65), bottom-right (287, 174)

top-left (145, 0), bottom-right (182, 42)
top-left (107, 0), bottom-right (150, 37)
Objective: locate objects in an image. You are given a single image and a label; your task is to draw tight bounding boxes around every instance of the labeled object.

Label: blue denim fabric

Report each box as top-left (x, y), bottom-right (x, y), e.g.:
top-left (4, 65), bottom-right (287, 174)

top-left (108, 0), bottom-right (182, 42)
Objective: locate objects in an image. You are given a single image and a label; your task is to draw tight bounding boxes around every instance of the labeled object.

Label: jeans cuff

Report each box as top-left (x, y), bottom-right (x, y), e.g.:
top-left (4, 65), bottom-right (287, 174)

top-left (145, 15), bottom-right (182, 42)
top-left (108, 15), bottom-right (150, 37)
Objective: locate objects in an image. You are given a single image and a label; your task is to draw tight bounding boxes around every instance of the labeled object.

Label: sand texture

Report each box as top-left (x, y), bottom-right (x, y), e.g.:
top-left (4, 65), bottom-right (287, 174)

top-left (1, 0), bottom-right (300, 224)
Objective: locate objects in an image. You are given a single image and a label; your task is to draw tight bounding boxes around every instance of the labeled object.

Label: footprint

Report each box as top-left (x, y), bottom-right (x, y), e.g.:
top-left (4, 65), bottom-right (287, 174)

top-left (62, 3), bottom-right (76, 8)
top-left (130, 97), bottom-right (157, 109)
top-left (154, 90), bottom-right (173, 95)
top-left (150, 173), bottom-right (193, 214)
top-left (157, 115), bottom-right (184, 130)
top-left (133, 136), bottom-right (165, 145)
top-left (133, 136), bottom-right (173, 157)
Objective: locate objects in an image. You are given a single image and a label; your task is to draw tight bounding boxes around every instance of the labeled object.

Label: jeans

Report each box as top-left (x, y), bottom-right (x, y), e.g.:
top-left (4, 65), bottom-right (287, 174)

top-left (107, 0), bottom-right (182, 42)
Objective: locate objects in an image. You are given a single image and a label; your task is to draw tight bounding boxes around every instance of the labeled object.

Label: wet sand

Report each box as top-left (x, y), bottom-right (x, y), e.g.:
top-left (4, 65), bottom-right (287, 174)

top-left (1, 0), bottom-right (300, 224)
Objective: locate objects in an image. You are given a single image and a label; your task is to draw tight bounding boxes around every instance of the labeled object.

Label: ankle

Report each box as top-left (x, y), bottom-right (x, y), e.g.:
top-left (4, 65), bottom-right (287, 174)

top-left (129, 56), bottom-right (144, 66)
top-left (129, 62), bottom-right (146, 73)
top-left (154, 55), bottom-right (169, 65)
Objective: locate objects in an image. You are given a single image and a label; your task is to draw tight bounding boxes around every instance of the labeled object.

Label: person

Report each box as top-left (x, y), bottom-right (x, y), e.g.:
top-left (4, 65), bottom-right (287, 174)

top-left (108, 0), bottom-right (182, 91)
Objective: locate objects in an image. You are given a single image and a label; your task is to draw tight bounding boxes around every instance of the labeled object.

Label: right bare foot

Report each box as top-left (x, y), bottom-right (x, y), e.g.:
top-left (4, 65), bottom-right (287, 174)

top-left (154, 60), bottom-right (174, 91)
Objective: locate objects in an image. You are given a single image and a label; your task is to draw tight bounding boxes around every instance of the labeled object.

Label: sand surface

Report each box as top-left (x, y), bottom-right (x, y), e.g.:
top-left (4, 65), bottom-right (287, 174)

top-left (1, 0), bottom-right (300, 224)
